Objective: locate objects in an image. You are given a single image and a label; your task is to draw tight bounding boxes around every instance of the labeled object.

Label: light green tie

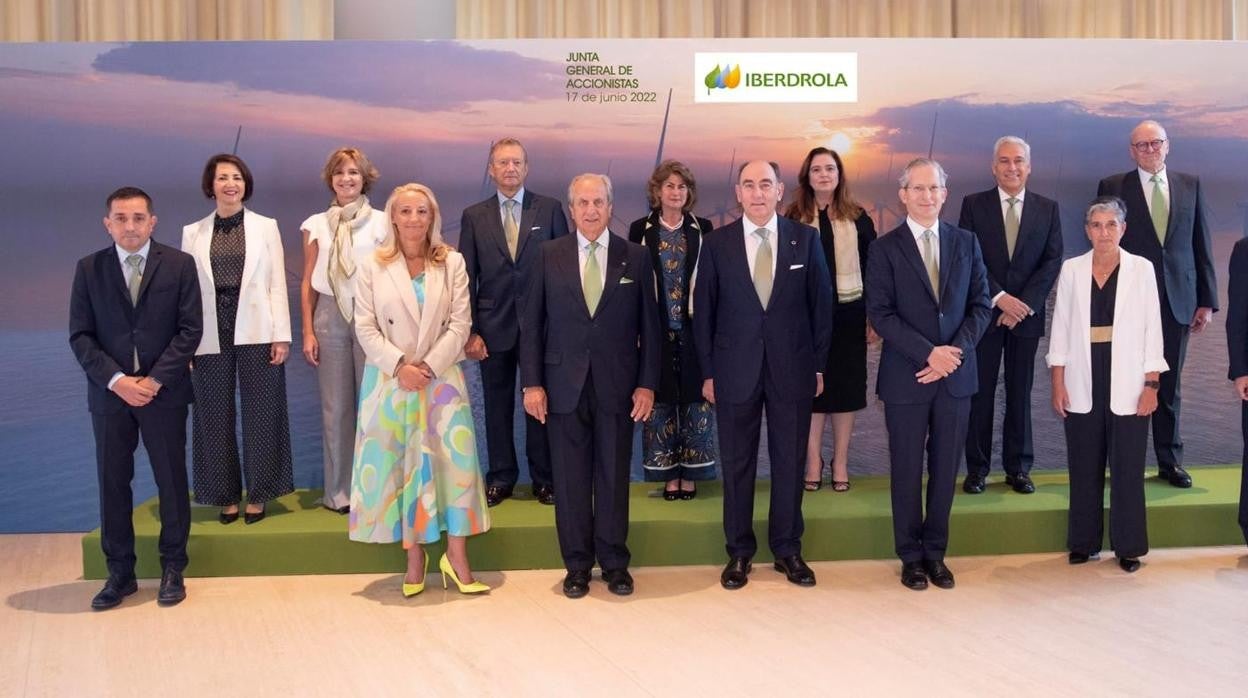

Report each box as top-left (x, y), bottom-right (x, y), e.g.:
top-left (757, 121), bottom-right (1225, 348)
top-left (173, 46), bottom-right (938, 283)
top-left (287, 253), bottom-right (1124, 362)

top-left (753, 228), bottom-right (773, 307)
top-left (126, 254), bottom-right (143, 370)
top-left (922, 229), bottom-right (939, 297)
top-left (503, 198), bottom-right (519, 260)
top-left (583, 240), bottom-right (602, 315)
top-left (1149, 174), bottom-right (1169, 244)
top-left (1004, 197), bottom-right (1020, 260)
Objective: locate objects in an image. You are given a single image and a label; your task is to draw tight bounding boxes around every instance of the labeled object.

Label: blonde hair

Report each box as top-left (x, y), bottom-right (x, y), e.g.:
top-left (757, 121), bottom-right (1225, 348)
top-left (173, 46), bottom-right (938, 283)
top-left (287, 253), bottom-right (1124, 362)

top-left (375, 183), bottom-right (451, 266)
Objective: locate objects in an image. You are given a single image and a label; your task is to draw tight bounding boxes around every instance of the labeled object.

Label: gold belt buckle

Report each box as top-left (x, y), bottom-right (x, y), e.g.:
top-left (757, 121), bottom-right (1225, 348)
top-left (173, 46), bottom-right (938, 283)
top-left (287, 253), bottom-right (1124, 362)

top-left (1089, 325), bottom-right (1113, 343)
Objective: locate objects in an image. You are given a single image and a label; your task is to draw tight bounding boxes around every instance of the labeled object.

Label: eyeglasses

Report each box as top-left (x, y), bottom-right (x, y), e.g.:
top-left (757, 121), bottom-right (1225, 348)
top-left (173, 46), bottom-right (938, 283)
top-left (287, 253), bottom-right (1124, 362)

top-left (1131, 139), bottom-right (1167, 152)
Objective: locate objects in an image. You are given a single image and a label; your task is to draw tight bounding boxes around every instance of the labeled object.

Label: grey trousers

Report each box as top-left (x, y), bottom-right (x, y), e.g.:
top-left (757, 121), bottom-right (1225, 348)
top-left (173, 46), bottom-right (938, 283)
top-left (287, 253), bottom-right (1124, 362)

top-left (315, 293), bottom-right (365, 509)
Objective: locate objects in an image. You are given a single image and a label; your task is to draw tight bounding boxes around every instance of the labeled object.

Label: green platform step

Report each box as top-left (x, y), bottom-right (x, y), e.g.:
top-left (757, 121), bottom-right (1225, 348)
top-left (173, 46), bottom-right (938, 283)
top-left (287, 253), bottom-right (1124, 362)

top-left (82, 466), bottom-right (1246, 579)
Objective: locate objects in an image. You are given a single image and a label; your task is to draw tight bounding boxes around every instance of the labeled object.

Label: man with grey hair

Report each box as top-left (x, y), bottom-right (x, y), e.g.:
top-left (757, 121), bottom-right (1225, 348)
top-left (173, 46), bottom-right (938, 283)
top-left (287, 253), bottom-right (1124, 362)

top-left (959, 136), bottom-right (1063, 495)
top-left (520, 173), bottom-right (660, 598)
top-left (1098, 119), bottom-right (1217, 488)
top-left (866, 158), bottom-right (992, 590)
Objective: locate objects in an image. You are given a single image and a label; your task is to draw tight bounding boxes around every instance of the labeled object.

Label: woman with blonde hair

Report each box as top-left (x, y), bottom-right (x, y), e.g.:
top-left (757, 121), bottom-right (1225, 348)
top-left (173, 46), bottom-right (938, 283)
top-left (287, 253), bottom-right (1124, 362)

top-left (349, 183), bottom-right (491, 596)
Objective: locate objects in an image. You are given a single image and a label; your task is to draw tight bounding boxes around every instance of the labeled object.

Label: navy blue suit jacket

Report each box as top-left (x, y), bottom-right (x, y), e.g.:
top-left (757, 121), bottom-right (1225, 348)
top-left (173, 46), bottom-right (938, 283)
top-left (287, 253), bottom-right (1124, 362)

top-left (1227, 238), bottom-right (1248, 380)
top-left (957, 188), bottom-right (1063, 338)
top-left (1097, 169), bottom-right (1218, 321)
top-left (460, 190), bottom-right (570, 352)
top-left (692, 215), bottom-right (834, 404)
top-left (519, 232), bottom-right (661, 414)
top-left (865, 221), bottom-right (992, 404)
top-left (69, 240), bottom-right (203, 414)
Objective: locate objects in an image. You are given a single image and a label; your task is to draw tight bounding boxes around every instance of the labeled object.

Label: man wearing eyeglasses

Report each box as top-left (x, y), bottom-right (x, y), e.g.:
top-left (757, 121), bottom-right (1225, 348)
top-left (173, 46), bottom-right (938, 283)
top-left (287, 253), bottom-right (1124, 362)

top-left (865, 159), bottom-right (992, 591)
top-left (1097, 120), bottom-right (1217, 489)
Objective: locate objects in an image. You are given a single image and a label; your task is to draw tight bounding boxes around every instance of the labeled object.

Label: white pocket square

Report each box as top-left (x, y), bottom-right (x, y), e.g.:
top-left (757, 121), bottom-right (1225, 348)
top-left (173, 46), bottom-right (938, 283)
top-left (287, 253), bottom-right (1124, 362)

top-left (530, 226), bottom-right (542, 230)
top-left (620, 277), bottom-right (635, 284)
top-left (789, 264), bottom-right (805, 270)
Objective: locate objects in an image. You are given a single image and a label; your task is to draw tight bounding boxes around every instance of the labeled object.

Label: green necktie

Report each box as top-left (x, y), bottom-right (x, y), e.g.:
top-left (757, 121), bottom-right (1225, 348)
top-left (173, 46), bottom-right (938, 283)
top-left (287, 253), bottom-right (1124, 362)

top-left (126, 254), bottom-right (143, 370)
top-left (583, 240), bottom-right (602, 315)
top-left (1004, 197), bottom-right (1020, 260)
top-left (922, 229), bottom-right (939, 297)
top-left (504, 198), bottom-right (519, 260)
top-left (753, 228), bottom-right (773, 307)
top-left (1149, 174), bottom-right (1169, 244)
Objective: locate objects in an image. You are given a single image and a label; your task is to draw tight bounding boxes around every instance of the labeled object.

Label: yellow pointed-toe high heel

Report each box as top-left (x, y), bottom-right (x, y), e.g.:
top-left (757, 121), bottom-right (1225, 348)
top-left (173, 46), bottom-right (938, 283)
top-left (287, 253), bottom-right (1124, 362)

top-left (402, 550), bottom-right (429, 597)
top-left (439, 553), bottom-right (490, 594)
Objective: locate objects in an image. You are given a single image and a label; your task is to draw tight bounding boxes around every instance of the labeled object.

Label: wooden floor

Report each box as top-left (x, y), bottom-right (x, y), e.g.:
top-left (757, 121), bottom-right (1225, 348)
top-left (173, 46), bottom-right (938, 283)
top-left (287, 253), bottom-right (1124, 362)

top-left (4, 534), bottom-right (1248, 697)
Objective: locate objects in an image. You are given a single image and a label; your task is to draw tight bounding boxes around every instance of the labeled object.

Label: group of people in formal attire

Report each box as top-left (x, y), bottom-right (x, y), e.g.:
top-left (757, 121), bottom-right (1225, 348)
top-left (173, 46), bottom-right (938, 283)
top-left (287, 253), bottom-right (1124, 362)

top-left (70, 118), bottom-right (1247, 610)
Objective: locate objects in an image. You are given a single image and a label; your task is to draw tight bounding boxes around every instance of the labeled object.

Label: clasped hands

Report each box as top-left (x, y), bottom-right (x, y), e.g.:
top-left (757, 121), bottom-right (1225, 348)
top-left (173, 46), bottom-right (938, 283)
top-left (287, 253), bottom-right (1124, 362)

top-left (397, 361), bottom-right (434, 391)
top-left (916, 345), bottom-right (962, 384)
top-left (995, 293), bottom-right (1032, 329)
top-left (112, 376), bottom-right (162, 407)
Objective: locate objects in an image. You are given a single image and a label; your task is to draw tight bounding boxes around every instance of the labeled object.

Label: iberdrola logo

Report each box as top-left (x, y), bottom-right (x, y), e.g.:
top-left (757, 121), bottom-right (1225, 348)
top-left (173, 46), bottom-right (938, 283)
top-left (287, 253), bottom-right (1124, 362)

top-left (704, 63), bottom-right (742, 93)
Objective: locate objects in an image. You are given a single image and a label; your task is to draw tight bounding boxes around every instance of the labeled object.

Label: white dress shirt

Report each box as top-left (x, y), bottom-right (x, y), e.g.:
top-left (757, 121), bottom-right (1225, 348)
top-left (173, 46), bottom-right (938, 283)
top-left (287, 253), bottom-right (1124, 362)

top-left (992, 187), bottom-right (1030, 310)
top-left (108, 240), bottom-right (151, 389)
top-left (743, 213), bottom-right (779, 282)
top-left (498, 186), bottom-right (526, 226)
top-left (905, 216), bottom-right (940, 269)
top-left (576, 229), bottom-right (609, 287)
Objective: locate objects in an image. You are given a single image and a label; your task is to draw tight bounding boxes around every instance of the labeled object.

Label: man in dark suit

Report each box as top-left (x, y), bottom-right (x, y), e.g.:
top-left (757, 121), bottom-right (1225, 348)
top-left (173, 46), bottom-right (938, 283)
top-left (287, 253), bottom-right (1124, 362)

top-left (1098, 120), bottom-right (1217, 488)
top-left (866, 159), bottom-right (992, 591)
top-left (69, 187), bottom-right (203, 609)
top-left (959, 136), bottom-right (1063, 495)
top-left (693, 160), bottom-right (834, 590)
top-left (520, 173), bottom-right (660, 599)
top-left (1224, 238), bottom-right (1248, 546)
top-left (461, 137), bottom-right (571, 507)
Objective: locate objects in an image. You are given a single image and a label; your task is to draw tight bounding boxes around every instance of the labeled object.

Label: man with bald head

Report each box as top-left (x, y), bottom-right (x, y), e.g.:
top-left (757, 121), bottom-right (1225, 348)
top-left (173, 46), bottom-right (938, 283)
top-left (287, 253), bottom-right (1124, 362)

top-left (693, 160), bottom-right (833, 590)
top-left (1098, 120), bottom-right (1217, 488)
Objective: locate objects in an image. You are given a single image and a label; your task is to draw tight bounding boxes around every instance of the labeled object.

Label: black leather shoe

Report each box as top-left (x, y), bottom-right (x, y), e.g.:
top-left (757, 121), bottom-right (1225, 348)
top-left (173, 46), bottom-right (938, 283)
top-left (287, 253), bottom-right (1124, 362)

top-left (924, 559), bottom-right (955, 589)
top-left (602, 568), bottom-right (634, 596)
top-left (773, 554), bottom-right (816, 587)
top-left (962, 474), bottom-right (986, 494)
top-left (91, 576), bottom-right (138, 610)
top-left (679, 485), bottom-right (696, 500)
top-left (562, 570), bottom-right (591, 599)
top-left (900, 561), bottom-right (927, 590)
top-left (243, 504), bottom-right (266, 525)
top-left (1005, 473), bottom-right (1036, 494)
top-left (1118, 556), bottom-right (1141, 573)
top-left (533, 484), bottom-right (555, 506)
top-left (720, 556), bottom-right (752, 590)
top-left (219, 508), bottom-right (239, 524)
top-left (157, 569), bottom-right (186, 606)
top-left (335, 505), bottom-right (350, 515)
top-left (1068, 551), bottom-right (1100, 565)
top-left (1158, 467), bottom-right (1193, 488)
top-left (486, 485), bottom-right (513, 507)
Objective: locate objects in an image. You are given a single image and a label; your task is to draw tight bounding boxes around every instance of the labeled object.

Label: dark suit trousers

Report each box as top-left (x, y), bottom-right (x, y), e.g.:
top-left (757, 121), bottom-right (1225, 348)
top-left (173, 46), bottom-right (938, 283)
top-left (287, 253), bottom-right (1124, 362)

top-left (1063, 403), bottom-right (1149, 559)
top-left (481, 346), bottom-right (552, 489)
top-left (547, 374), bottom-right (632, 571)
top-left (966, 324), bottom-right (1038, 478)
top-left (1240, 402), bottom-right (1248, 545)
top-left (885, 391), bottom-right (970, 563)
top-left (1154, 298), bottom-right (1190, 472)
top-left (715, 365), bottom-right (811, 559)
top-left (92, 405), bottom-right (191, 579)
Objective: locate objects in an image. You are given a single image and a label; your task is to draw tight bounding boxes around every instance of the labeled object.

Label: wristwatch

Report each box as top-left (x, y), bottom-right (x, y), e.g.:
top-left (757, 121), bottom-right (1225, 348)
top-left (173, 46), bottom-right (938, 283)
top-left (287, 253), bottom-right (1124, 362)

top-left (1143, 380), bottom-right (1160, 390)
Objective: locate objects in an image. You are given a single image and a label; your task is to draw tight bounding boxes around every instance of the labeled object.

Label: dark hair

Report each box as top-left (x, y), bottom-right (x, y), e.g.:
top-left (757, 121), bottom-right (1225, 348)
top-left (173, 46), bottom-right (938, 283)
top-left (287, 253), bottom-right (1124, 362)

top-left (646, 160), bottom-right (698, 213)
top-left (105, 186), bottom-right (153, 213)
top-left (201, 153), bottom-right (254, 201)
top-left (785, 147), bottom-right (863, 224)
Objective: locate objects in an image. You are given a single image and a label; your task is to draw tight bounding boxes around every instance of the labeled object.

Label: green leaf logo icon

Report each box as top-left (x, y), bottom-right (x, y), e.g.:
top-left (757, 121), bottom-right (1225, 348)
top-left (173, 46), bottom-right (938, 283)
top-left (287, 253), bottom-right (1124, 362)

top-left (704, 64), bottom-right (721, 92)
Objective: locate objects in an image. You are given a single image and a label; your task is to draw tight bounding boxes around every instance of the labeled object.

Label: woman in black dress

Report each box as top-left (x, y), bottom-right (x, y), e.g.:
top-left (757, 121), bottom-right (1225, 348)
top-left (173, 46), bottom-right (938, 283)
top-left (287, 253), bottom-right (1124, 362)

top-left (785, 148), bottom-right (876, 492)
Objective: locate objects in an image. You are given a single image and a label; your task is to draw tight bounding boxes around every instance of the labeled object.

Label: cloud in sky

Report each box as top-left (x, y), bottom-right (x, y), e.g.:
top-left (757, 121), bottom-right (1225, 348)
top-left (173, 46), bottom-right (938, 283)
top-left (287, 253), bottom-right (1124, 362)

top-left (91, 41), bottom-right (566, 112)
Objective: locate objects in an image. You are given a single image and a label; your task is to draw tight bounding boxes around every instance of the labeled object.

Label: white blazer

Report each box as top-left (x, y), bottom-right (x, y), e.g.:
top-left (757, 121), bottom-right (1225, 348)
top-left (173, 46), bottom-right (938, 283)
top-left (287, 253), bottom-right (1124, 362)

top-left (354, 250), bottom-right (470, 380)
top-left (182, 209), bottom-right (293, 355)
top-left (1046, 249), bottom-right (1169, 415)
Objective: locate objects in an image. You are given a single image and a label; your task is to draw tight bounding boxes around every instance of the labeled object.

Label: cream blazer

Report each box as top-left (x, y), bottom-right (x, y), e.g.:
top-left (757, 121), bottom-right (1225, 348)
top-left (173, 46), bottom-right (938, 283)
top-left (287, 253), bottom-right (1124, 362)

top-left (354, 250), bottom-right (470, 380)
top-left (182, 209), bottom-right (293, 355)
top-left (1046, 249), bottom-right (1169, 415)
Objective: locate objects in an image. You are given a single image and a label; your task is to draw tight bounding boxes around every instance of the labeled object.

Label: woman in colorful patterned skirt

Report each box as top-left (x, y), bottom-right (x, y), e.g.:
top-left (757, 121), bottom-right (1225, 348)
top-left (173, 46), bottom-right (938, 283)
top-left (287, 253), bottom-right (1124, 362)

top-left (349, 182), bottom-right (490, 596)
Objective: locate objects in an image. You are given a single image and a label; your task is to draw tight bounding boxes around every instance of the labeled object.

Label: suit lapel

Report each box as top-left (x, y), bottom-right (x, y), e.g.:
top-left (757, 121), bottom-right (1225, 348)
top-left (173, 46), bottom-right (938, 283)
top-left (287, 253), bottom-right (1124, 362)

top-left (193, 215), bottom-right (216, 287)
top-left (514, 192), bottom-right (539, 261)
top-left (768, 219), bottom-right (796, 310)
top-left (483, 196), bottom-right (512, 264)
top-left (386, 259), bottom-right (423, 330)
top-left (897, 226), bottom-right (938, 304)
top-left (239, 209), bottom-right (262, 292)
top-left (417, 262), bottom-right (443, 346)
top-left (135, 244), bottom-right (162, 306)
top-left (594, 233), bottom-right (628, 317)
top-left (1163, 174), bottom-right (1185, 250)
top-left (1012, 193), bottom-right (1037, 266)
top-left (978, 192), bottom-right (1009, 269)
top-left (103, 249), bottom-right (136, 321)
top-left (938, 223), bottom-right (955, 305)
top-left (684, 214), bottom-right (702, 289)
top-left (1122, 172), bottom-right (1161, 248)
top-left (557, 236), bottom-right (591, 320)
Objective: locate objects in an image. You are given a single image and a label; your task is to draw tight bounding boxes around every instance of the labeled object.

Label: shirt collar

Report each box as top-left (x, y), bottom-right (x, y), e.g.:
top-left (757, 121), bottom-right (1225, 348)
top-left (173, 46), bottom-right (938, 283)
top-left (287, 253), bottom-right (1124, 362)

top-left (906, 217), bottom-right (939, 240)
top-left (497, 187), bottom-right (526, 208)
top-left (743, 213), bottom-right (779, 237)
top-left (115, 239), bottom-right (152, 264)
top-left (576, 230), bottom-right (608, 250)
top-left (998, 187), bottom-right (1026, 203)
top-left (1138, 166), bottom-right (1167, 184)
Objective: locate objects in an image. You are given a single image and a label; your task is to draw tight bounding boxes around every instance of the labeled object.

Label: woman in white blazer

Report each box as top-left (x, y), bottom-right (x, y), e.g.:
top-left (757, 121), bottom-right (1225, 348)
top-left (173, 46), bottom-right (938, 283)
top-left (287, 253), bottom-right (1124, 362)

top-left (1047, 196), bottom-right (1167, 573)
top-left (348, 183), bottom-right (490, 597)
top-left (299, 147), bottom-right (389, 515)
top-left (182, 153), bottom-right (293, 525)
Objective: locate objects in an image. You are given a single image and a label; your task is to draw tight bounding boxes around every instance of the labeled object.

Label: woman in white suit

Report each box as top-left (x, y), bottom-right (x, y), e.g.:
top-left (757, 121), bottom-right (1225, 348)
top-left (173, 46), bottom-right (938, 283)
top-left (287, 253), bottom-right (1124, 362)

top-left (183, 153), bottom-right (293, 525)
top-left (1048, 196), bottom-right (1167, 573)
top-left (349, 183), bottom-right (490, 597)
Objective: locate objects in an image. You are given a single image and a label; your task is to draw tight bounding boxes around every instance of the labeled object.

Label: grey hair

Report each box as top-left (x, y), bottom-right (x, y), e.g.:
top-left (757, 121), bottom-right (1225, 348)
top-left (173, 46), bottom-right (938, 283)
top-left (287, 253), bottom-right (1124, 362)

top-left (567, 173), bottom-right (614, 205)
top-left (993, 135), bottom-right (1031, 162)
top-left (1085, 196), bottom-right (1127, 225)
top-left (1131, 119), bottom-right (1168, 141)
top-left (898, 158), bottom-right (948, 188)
